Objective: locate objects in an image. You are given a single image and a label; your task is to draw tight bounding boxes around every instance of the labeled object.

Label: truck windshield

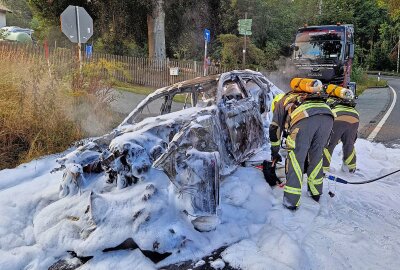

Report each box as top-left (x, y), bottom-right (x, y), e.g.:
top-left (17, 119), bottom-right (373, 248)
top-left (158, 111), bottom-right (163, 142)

top-left (294, 30), bottom-right (344, 60)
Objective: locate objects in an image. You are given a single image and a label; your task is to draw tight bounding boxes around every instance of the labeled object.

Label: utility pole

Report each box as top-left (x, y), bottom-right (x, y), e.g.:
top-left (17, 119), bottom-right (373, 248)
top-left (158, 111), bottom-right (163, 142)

top-left (243, 12), bottom-right (247, 69)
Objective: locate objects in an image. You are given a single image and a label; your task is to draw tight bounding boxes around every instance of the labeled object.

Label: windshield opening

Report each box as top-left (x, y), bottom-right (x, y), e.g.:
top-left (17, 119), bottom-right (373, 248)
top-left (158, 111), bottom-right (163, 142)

top-left (132, 81), bottom-right (218, 123)
top-left (294, 30), bottom-right (344, 60)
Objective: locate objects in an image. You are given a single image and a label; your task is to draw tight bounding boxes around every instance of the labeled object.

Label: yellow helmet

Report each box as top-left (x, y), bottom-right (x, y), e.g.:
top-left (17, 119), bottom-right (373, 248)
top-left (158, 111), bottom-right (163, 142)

top-left (271, 93), bottom-right (285, 111)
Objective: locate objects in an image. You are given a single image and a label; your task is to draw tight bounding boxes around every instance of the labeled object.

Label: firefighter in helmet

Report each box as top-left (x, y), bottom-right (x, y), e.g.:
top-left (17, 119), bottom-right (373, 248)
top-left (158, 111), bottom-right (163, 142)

top-left (323, 84), bottom-right (359, 173)
top-left (269, 78), bottom-right (334, 210)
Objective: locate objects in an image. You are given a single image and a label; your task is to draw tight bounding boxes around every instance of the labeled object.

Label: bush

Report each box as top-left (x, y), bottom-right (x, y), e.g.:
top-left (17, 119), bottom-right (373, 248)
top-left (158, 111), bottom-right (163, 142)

top-left (0, 52), bottom-right (83, 169)
top-left (67, 59), bottom-right (128, 136)
top-left (94, 36), bottom-right (147, 57)
top-left (218, 34), bottom-right (267, 70)
top-left (0, 49), bottom-right (129, 169)
top-left (350, 64), bottom-right (388, 95)
top-left (263, 42), bottom-right (281, 71)
top-left (351, 65), bottom-right (365, 83)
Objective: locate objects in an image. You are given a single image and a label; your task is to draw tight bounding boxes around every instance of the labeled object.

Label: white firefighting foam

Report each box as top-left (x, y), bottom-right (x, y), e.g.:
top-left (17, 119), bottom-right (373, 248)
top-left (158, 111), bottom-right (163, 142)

top-left (0, 139), bottom-right (399, 269)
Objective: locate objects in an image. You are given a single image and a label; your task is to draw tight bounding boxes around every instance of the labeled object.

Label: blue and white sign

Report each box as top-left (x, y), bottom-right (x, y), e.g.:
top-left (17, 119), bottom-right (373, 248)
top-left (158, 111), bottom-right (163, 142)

top-left (204, 28), bottom-right (211, 43)
top-left (85, 44), bottom-right (93, 58)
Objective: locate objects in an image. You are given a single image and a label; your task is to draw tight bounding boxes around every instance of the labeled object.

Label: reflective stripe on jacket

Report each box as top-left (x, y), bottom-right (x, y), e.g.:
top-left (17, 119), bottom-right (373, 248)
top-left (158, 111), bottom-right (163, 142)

top-left (332, 104), bottom-right (359, 120)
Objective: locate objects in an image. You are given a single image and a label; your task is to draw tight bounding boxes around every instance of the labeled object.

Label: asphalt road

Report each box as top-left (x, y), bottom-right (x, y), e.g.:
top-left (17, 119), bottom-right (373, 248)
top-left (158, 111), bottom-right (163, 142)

top-left (109, 88), bottom-right (183, 119)
top-left (356, 86), bottom-right (390, 137)
top-left (371, 76), bottom-right (400, 147)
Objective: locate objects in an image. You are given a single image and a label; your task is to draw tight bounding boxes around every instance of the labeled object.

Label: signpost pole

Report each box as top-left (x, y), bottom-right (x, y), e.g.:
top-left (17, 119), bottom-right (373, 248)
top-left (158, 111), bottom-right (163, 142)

top-left (242, 12), bottom-right (247, 69)
top-left (204, 39), bottom-right (208, 76)
top-left (75, 6), bottom-right (82, 71)
top-left (203, 29), bottom-right (210, 76)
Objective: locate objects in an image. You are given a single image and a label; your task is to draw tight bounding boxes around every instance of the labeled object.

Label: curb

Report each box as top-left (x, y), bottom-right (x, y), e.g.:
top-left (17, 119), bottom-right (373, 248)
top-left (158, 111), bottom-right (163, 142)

top-left (369, 85), bottom-right (388, 88)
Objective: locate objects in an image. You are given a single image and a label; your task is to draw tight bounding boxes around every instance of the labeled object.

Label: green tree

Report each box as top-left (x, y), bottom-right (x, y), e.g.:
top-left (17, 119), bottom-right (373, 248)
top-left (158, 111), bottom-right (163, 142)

top-left (22, 0), bottom-right (399, 71)
top-left (2, 0), bottom-right (33, 27)
top-left (219, 33), bottom-right (265, 69)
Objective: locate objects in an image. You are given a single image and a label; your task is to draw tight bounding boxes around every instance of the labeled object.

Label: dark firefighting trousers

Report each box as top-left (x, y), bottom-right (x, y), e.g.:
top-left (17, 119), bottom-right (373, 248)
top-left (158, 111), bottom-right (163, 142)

top-left (323, 119), bottom-right (359, 172)
top-left (283, 114), bottom-right (334, 208)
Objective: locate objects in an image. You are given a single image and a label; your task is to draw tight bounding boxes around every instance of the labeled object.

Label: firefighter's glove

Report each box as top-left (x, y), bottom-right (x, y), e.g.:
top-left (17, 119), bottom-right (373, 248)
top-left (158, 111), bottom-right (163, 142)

top-left (262, 160), bottom-right (281, 187)
top-left (271, 152), bottom-right (282, 163)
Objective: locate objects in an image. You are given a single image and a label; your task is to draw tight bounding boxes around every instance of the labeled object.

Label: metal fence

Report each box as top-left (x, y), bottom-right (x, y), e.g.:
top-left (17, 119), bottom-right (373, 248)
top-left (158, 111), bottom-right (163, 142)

top-left (0, 42), bottom-right (229, 88)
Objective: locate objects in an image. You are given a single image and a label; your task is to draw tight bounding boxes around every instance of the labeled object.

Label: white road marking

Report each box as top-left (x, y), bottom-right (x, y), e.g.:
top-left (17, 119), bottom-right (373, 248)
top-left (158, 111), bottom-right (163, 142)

top-left (367, 85), bottom-right (397, 141)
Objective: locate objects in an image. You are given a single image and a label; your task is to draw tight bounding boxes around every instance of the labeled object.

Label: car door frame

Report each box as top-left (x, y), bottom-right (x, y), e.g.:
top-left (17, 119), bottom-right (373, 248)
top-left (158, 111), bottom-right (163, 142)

top-left (217, 73), bottom-right (265, 162)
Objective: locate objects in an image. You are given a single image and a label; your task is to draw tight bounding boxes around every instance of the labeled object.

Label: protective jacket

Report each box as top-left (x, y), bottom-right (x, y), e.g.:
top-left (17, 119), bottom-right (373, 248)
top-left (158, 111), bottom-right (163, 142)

top-left (270, 92), bottom-right (333, 155)
top-left (269, 92), bottom-right (334, 208)
top-left (323, 98), bottom-right (359, 172)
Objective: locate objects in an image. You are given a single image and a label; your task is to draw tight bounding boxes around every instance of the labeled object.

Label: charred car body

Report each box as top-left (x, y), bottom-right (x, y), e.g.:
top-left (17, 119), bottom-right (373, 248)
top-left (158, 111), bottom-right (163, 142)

top-left (57, 70), bottom-right (281, 224)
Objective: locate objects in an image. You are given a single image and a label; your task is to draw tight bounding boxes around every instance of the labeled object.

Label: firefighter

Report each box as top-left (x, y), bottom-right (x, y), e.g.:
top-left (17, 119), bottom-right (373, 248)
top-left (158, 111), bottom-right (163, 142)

top-left (323, 85), bottom-right (359, 173)
top-left (269, 78), bottom-right (334, 211)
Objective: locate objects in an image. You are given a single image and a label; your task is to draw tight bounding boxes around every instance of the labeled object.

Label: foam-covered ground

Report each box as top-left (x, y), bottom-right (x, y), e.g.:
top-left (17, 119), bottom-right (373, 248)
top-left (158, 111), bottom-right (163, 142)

top-left (1, 139), bottom-right (400, 269)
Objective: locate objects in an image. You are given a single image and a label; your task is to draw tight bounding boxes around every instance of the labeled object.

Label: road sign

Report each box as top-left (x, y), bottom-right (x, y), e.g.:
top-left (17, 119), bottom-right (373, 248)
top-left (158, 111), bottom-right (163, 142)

top-left (238, 19), bottom-right (252, 36)
top-left (204, 28), bottom-right (211, 43)
top-left (85, 44), bottom-right (93, 58)
top-left (203, 29), bottom-right (211, 76)
top-left (239, 29), bottom-right (252, 35)
top-left (61, 5), bottom-right (93, 44)
top-left (170, 67), bottom-right (179, 76)
top-left (238, 19), bottom-right (252, 28)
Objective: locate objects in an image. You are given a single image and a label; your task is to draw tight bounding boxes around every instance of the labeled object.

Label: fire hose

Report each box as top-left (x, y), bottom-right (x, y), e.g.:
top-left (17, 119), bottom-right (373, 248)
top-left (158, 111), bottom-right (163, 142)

top-left (326, 169), bottom-right (400, 197)
top-left (326, 169), bottom-right (400, 185)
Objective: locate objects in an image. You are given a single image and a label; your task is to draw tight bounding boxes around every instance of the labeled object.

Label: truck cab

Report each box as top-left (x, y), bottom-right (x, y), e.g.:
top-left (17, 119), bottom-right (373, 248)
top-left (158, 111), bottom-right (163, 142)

top-left (291, 24), bottom-right (355, 89)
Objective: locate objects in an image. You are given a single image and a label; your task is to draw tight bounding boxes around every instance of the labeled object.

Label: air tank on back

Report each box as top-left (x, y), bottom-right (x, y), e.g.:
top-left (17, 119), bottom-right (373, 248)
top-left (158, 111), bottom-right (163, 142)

top-left (290, 78), bottom-right (323, 93)
top-left (326, 84), bottom-right (354, 100)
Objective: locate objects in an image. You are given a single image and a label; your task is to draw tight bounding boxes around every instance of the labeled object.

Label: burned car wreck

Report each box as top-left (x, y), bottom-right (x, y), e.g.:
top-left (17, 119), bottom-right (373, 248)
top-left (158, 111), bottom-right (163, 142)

top-left (57, 70), bottom-right (282, 228)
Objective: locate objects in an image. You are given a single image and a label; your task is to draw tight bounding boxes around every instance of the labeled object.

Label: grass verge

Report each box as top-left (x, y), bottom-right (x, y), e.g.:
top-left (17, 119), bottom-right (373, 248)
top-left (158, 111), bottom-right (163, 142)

top-left (115, 82), bottom-right (156, 96)
top-left (115, 82), bottom-right (187, 103)
top-left (357, 76), bottom-right (388, 96)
